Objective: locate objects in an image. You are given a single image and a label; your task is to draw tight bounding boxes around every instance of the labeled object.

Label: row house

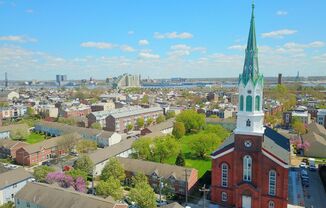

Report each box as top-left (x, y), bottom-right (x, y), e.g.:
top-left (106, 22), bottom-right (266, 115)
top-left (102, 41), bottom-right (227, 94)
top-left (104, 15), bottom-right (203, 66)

top-left (91, 101), bottom-right (115, 112)
top-left (0, 140), bottom-right (27, 159)
top-left (34, 121), bottom-right (121, 147)
top-left (0, 106), bottom-right (27, 120)
top-left (34, 104), bottom-right (59, 118)
top-left (62, 105), bottom-right (91, 118)
top-left (140, 118), bottom-right (174, 137)
top-left (105, 106), bottom-right (163, 133)
top-left (15, 133), bottom-right (81, 166)
top-left (117, 157), bottom-right (198, 196)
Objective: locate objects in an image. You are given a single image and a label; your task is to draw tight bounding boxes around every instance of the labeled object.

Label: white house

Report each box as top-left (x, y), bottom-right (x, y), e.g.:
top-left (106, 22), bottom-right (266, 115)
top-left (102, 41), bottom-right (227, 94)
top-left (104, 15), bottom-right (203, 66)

top-left (0, 167), bottom-right (34, 205)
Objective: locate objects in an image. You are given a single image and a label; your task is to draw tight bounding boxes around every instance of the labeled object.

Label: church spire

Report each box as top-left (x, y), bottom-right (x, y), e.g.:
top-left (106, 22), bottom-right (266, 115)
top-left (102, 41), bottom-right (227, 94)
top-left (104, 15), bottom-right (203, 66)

top-left (240, 1), bottom-right (260, 86)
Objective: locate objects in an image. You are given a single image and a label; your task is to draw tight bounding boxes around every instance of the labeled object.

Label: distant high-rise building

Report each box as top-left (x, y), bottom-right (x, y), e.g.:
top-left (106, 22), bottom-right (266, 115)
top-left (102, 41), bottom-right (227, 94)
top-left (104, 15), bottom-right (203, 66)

top-left (278, 73), bottom-right (282, 85)
top-left (115, 74), bottom-right (141, 89)
top-left (56, 74), bottom-right (67, 86)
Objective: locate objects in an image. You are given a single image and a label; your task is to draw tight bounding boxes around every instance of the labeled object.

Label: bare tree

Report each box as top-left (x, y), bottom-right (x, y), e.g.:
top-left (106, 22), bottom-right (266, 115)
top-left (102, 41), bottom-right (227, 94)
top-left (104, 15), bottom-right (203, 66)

top-left (57, 133), bottom-right (81, 154)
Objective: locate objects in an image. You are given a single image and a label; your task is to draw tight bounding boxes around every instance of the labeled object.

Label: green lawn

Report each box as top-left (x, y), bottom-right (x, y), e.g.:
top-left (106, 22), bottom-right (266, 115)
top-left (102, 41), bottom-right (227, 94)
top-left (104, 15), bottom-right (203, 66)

top-left (25, 132), bottom-right (46, 144)
top-left (165, 135), bottom-right (212, 178)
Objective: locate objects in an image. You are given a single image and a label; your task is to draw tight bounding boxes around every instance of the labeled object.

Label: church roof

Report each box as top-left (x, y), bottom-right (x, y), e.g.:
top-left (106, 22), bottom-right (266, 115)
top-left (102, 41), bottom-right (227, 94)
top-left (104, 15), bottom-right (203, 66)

top-left (211, 127), bottom-right (290, 165)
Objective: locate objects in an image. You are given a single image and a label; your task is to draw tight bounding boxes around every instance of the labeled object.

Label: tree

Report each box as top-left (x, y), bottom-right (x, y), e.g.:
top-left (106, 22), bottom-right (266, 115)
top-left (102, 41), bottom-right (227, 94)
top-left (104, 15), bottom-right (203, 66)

top-left (176, 110), bottom-right (206, 133)
top-left (73, 155), bottom-right (93, 174)
top-left (46, 172), bottom-right (74, 188)
top-left (141, 95), bottom-right (149, 104)
top-left (33, 166), bottom-right (55, 182)
top-left (129, 174), bottom-right (156, 208)
top-left (136, 118), bottom-right (144, 129)
top-left (76, 140), bottom-right (97, 154)
top-left (96, 177), bottom-right (123, 200)
top-left (74, 176), bottom-right (87, 193)
top-left (131, 172), bottom-right (148, 186)
top-left (175, 151), bottom-right (185, 166)
top-left (172, 122), bottom-right (185, 139)
top-left (66, 168), bottom-right (88, 181)
top-left (156, 114), bottom-right (165, 124)
top-left (165, 111), bottom-right (175, 119)
top-left (57, 133), bottom-right (80, 154)
top-left (190, 132), bottom-right (222, 158)
top-left (26, 107), bottom-right (35, 117)
top-left (292, 120), bottom-right (306, 135)
top-left (100, 158), bottom-right (126, 182)
top-left (90, 122), bottom-right (102, 130)
top-left (57, 117), bottom-right (76, 126)
top-left (0, 202), bottom-right (14, 208)
top-left (132, 137), bottom-right (154, 160)
top-left (11, 127), bottom-right (30, 141)
top-left (153, 135), bottom-right (180, 163)
top-left (146, 118), bottom-right (154, 126)
top-left (126, 124), bottom-right (134, 132)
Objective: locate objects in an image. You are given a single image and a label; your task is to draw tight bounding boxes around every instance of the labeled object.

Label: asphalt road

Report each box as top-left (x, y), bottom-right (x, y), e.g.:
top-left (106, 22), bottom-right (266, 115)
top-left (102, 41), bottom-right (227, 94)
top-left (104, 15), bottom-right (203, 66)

top-left (303, 170), bottom-right (326, 208)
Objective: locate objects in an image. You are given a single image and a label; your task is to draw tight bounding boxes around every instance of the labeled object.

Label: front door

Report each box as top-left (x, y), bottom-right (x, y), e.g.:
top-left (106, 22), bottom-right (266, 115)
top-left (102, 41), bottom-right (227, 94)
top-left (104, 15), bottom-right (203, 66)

top-left (242, 195), bottom-right (252, 208)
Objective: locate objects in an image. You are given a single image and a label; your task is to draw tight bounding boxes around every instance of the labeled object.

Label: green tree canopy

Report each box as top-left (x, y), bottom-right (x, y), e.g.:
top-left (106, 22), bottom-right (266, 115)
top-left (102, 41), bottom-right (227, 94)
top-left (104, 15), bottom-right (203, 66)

top-left (96, 177), bottom-right (123, 200)
top-left (172, 121), bottom-right (186, 139)
top-left (129, 174), bottom-right (156, 208)
top-left (90, 122), bottom-right (102, 130)
top-left (76, 140), bottom-right (97, 154)
top-left (156, 115), bottom-right (165, 124)
top-left (136, 118), bottom-right (145, 129)
top-left (176, 110), bottom-right (206, 134)
top-left (33, 166), bottom-right (55, 182)
top-left (126, 124), bottom-right (134, 132)
top-left (190, 132), bottom-right (223, 158)
top-left (100, 157), bottom-right (126, 182)
top-left (132, 137), bottom-right (154, 160)
top-left (67, 168), bottom-right (88, 181)
top-left (153, 135), bottom-right (180, 163)
top-left (165, 111), bottom-right (175, 119)
top-left (73, 155), bottom-right (93, 174)
top-left (175, 151), bottom-right (185, 166)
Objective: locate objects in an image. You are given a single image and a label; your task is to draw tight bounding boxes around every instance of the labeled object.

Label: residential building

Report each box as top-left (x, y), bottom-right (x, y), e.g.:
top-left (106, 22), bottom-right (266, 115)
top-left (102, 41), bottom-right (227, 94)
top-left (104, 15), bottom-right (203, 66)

top-left (0, 90), bottom-right (19, 102)
top-left (140, 119), bottom-right (174, 137)
top-left (0, 106), bottom-right (28, 120)
top-left (15, 182), bottom-right (127, 208)
top-left (292, 106), bottom-right (311, 124)
top-left (15, 133), bottom-right (81, 166)
top-left (61, 104), bottom-right (91, 118)
top-left (89, 138), bottom-right (136, 176)
top-left (105, 106), bottom-right (163, 133)
top-left (302, 122), bottom-right (326, 158)
top-left (34, 104), bottom-right (59, 118)
top-left (317, 109), bottom-right (326, 128)
top-left (210, 4), bottom-right (290, 208)
top-left (91, 101), bottom-right (115, 112)
top-left (0, 140), bottom-right (27, 159)
top-left (117, 157), bottom-right (198, 195)
top-left (34, 121), bottom-right (122, 147)
top-left (115, 74), bottom-right (141, 89)
top-left (0, 167), bottom-right (34, 205)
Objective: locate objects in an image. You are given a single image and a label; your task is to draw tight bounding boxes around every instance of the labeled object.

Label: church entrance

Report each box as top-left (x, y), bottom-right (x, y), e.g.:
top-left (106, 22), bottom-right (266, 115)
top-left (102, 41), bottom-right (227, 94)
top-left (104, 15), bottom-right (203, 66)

top-left (242, 195), bottom-right (252, 208)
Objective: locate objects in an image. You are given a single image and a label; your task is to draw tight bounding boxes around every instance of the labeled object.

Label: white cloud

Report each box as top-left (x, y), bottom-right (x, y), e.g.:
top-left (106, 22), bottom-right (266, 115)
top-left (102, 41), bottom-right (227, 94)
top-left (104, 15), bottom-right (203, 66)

top-left (26, 9), bottom-right (34, 13)
top-left (80, 42), bottom-right (115, 49)
top-left (128, 31), bottom-right (135, 35)
top-left (154, 32), bottom-right (193, 39)
top-left (276, 10), bottom-right (288, 16)
top-left (0, 35), bottom-right (37, 43)
top-left (168, 44), bottom-right (206, 58)
top-left (261, 29), bottom-right (297, 38)
top-left (138, 39), bottom-right (149, 46)
top-left (228, 45), bottom-right (246, 50)
top-left (120, 45), bottom-right (135, 52)
top-left (139, 52), bottom-right (160, 59)
top-left (313, 53), bottom-right (326, 63)
top-left (80, 42), bottom-right (135, 52)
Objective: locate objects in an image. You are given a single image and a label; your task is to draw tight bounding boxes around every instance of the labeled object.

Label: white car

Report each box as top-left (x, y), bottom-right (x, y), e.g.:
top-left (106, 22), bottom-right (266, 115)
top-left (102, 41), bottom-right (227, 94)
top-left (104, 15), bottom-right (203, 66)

top-left (299, 162), bottom-right (308, 169)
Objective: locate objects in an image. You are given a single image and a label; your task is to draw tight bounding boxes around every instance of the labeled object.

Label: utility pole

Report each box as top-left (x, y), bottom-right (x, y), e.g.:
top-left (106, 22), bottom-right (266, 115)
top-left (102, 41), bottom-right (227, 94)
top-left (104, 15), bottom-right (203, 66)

top-left (159, 177), bottom-right (162, 203)
top-left (199, 184), bottom-right (209, 208)
top-left (184, 169), bottom-right (191, 205)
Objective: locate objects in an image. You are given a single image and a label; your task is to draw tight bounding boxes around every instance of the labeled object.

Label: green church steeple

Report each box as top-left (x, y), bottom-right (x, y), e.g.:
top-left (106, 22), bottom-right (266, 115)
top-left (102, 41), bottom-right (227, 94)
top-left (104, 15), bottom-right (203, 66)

top-left (239, 2), bottom-right (263, 86)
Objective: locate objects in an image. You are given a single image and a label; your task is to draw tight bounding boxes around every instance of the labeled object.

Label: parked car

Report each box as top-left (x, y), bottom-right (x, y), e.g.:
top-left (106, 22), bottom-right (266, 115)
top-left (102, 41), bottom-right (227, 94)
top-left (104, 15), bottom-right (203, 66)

top-left (42, 161), bottom-right (51, 166)
top-left (299, 162), bottom-right (308, 169)
top-left (301, 169), bottom-right (309, 180)
top-left (301, 178), bottom-right (310, 187)
top-left (156, 200), bottom-right (168, 207)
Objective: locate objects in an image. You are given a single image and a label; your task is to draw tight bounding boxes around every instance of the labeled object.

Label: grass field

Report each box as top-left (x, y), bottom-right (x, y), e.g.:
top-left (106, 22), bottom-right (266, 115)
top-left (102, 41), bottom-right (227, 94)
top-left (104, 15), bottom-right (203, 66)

top-left (165, 134), bottom-right (212, 178)
top-left (25, 132), bottom-right (46, 144)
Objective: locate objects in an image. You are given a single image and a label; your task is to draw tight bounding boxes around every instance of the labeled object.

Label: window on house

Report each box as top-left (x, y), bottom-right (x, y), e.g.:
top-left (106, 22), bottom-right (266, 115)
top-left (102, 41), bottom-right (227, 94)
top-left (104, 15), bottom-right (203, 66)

top-left (246, 119), bottom-right (251, 127)
top-left (246, 95), bottom-right (253, 112)
top-left (221, 163), bottom-right (228, 187)
top-left (221, 192), bottom-right (228, 202)
top-left (269, 170), bottom-right (276, 196)
top-left (268, 200), bottom-right (275, 208)
top-left (243, 155), bottom-right (252, 182)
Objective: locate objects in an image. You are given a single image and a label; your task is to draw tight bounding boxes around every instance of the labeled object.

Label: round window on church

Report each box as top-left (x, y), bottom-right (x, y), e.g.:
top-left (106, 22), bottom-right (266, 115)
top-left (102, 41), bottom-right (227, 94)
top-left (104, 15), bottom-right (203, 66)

top-left (247, 90), bottom-right (252, 94)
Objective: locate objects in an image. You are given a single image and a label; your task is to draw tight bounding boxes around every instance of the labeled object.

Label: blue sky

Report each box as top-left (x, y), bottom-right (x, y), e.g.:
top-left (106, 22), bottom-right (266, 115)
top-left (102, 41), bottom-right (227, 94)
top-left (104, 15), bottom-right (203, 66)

top-left (0, 0), bottom-right (326, 80)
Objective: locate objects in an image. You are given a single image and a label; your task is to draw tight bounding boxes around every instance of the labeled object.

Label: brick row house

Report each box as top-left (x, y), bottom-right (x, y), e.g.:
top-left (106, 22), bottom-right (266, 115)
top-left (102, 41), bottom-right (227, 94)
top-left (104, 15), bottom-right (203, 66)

top-left (210, 3), bottom-right (290, 208)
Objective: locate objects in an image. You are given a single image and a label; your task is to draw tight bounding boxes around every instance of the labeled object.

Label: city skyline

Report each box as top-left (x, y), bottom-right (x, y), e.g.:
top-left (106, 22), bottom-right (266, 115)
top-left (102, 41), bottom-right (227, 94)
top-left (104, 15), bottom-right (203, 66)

top-left (0, 0), bottom-right (326, 80)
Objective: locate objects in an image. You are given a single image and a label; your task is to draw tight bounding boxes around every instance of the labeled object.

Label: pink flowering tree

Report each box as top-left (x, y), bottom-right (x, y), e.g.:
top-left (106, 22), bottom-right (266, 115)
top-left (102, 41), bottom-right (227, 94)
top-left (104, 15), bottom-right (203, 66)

top-left (74, 176), bottom-right (86, 193)
top-left (46, 172), bottom-right (74, 188)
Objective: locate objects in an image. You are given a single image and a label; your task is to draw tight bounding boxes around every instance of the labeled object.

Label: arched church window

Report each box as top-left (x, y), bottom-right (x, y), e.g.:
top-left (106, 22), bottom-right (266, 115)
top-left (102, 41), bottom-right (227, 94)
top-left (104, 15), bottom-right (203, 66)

top-left (268, 201), bottom-right (275, 208)
top-left (246, 119), bottom-right (251, 127)
top-left (255, 95), bottom-right (260, 111)
top-left (243, 155), bottom-right (252, 182)
top-left (221, 163), bottom-right (228, 187)
top-left (246, 96), bottom-right (252, 112)
top-left (269, 170), bottom-right (276, 196)
top-left (240, 95), bottom-right (244, 111)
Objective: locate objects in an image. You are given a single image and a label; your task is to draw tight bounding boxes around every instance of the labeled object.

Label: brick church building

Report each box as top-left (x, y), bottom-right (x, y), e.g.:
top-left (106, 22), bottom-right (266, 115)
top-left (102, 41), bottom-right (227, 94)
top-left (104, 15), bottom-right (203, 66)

top-left (210, 3), bottom-right (290, 208)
